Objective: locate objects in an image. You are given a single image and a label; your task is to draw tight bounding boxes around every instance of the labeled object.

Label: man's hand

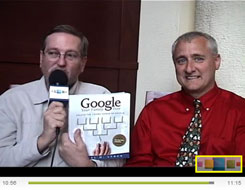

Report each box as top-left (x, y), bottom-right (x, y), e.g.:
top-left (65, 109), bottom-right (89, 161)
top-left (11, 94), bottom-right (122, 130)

top-left (59, 129), bottom-right (96, 167)
top-left (59, 129), bottom-right (111, 167)
top-left (37, 101), bottom-right (67, 153)
top-left (93, 141), bottom-right (111, 156)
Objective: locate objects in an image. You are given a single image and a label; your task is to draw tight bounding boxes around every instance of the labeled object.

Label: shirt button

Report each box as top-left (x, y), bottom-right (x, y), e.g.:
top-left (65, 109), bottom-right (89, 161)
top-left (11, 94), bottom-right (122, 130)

top-left (186, 108), bottom-right (189, 111)
top-left (206, 108), bottom-right (210, 111)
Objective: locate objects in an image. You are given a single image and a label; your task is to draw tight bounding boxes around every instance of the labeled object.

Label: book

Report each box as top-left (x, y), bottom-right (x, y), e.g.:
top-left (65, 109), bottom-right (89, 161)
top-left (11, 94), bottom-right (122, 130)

top-left (68, 92), bottom-right (130, 160)
top-left (145, 91), bottom-right (170, 105)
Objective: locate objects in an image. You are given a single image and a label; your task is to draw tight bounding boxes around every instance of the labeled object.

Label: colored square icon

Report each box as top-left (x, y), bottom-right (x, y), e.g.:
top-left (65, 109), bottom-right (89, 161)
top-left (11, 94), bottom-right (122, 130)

top-left (236, 162), bottom-right (241, 167)
top-left (204, 159), bottom-right (214, 169)
top-left (227, 160), bottom-right (235, 168)
top-left (197, 161), bottom-right (203, 167)
top-left (213, 158), bottom-right (225, 170)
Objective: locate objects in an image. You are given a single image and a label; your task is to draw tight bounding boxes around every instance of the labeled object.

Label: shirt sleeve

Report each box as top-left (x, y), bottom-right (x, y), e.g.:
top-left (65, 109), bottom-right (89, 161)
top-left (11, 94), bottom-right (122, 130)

top-left (235, 107), bottom-right (245, 164)
top-left (0, 92), bottom-right (47, 166)
top-left (124, 107), bottom-right (154, 166)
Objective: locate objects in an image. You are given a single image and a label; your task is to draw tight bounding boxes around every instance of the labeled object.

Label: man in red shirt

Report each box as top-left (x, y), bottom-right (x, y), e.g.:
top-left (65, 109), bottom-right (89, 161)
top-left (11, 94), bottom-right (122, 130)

top-left (125, 31), bottom-right (245, 167)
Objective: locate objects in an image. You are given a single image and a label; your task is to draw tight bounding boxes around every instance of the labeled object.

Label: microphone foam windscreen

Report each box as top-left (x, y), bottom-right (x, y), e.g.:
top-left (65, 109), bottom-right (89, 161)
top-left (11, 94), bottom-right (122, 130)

top-left (49, 70), bottom-right (68, 86)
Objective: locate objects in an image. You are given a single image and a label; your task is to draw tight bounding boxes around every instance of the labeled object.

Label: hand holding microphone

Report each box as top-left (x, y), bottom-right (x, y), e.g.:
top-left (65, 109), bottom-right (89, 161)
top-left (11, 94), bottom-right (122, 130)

top-left (37, 70), bottom-right (69, 154)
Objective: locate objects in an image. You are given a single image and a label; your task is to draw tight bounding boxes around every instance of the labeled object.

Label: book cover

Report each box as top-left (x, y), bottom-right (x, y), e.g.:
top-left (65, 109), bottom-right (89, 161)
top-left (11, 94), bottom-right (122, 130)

top-left (68, 92), bottom-right (130, 160)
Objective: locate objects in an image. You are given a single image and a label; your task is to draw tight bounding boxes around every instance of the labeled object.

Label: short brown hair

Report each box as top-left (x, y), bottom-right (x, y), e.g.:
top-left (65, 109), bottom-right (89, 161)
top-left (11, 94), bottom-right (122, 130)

top-left (41, 25), bottom-right (89, 57)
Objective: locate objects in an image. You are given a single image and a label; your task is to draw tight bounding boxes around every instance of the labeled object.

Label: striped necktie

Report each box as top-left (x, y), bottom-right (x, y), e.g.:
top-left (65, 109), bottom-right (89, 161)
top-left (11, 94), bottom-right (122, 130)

top-left (176, 99), bottom-right (202, 167)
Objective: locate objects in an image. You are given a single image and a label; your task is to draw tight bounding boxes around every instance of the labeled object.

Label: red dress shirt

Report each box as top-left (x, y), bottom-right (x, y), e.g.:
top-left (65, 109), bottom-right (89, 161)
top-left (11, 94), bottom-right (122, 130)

top-left (125, 85), bottom-right (245, 166)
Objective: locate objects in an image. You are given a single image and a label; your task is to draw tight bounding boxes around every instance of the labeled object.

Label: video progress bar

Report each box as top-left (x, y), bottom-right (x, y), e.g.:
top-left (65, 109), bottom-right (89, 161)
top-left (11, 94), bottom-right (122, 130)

top-left (29, 181), bottom-right (215, 185)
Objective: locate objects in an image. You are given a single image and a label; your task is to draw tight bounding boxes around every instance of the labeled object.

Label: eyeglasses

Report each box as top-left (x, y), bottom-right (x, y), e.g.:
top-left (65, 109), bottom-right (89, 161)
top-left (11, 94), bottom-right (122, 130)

top-left (43, 50), bottom-right (81, 62)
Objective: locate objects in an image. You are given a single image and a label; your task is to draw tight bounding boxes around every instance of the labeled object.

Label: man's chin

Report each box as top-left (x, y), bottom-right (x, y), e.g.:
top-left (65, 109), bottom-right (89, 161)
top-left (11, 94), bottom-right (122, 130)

top-left (183, 86), bottom-right (202, 97)
top-left (183, 83), bottom-right (201, 92)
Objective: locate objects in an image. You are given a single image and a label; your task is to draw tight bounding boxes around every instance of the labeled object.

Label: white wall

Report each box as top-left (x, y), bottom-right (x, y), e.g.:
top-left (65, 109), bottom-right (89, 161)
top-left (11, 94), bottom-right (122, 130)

top-left (195, 0), bottom-right (245, 97)
top-left (135, 0), bottom-right (195, 122)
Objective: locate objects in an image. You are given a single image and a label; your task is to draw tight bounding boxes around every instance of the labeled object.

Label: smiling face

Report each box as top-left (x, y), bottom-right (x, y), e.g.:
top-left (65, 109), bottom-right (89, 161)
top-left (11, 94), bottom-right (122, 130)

top-left (173, 36), bottom-right (221, 98)
top-left (40, 32), bottom-right (87, 88)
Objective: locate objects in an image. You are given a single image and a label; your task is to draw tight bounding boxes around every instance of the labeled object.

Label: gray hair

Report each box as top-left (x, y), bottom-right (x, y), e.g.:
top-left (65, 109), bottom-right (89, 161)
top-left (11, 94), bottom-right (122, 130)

top-left (172, 31), bottom-right (218, 60)
top-left (41, 24), bottom-right (89, 57)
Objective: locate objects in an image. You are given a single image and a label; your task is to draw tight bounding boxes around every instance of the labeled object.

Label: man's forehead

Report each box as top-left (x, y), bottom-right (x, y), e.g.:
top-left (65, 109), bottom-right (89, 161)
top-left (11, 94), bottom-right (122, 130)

top-left (46, 32), bottom-right (81, 43)
top-left (45, 32), bottom-right (82, 50)
top-left (173, 38), bottom-right (211, 58)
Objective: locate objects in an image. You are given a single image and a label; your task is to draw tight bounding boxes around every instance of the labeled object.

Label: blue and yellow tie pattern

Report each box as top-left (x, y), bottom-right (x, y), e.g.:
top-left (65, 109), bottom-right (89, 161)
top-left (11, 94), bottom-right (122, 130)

top-left (176, 99), bottom-right (202, 167)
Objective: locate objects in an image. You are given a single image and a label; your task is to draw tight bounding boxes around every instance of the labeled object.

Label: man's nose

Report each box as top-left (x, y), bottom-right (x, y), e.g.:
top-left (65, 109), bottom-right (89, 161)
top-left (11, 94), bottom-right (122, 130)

top-left (185, 60), bottom-right (195, 73)
top-left (57, 54), bottom-right (67, 66)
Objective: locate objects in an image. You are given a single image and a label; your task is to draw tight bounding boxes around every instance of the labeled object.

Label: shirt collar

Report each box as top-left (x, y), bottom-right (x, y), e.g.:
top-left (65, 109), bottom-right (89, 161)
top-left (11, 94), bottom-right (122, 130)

top-left (69, 80), bottom-right (79, 95)
top-left (32, 76), bottom-right (49, 105)
top-left (180, 83), bottom-right (221, 111)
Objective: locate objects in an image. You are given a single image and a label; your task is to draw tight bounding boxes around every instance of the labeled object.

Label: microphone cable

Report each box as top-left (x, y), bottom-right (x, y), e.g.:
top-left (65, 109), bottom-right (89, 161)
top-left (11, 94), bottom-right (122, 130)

top-left (50, 129), bottom-right (60, 167)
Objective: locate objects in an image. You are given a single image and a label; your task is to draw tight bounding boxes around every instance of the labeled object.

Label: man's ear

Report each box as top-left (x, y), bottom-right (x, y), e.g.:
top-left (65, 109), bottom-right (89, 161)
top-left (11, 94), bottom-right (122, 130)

top-left (40, 50), bottom-right (43, 68)
top-left (80, 56), bottom-right (87, 73)
top-left (215, 54), bottom-right (221, 70)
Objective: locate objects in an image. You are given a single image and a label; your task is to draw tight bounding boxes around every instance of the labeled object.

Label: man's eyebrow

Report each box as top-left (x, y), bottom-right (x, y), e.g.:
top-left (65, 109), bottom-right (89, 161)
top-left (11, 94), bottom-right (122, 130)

top-left (175, 55), bottom-right (187, 60)
top-left (45, 48), bottom-right (79, 53)
top-left (66, 50), bottom-right (79, 53)
top-left (192, 54), bottom-right (205, 57)
top-left (45, 48), bottom-right (59, 51)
